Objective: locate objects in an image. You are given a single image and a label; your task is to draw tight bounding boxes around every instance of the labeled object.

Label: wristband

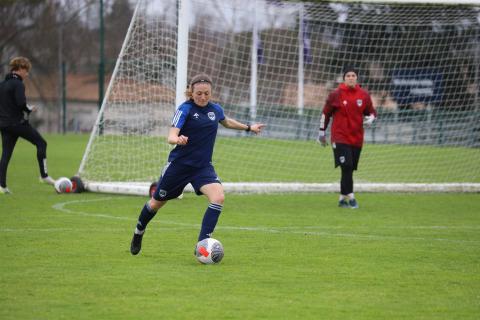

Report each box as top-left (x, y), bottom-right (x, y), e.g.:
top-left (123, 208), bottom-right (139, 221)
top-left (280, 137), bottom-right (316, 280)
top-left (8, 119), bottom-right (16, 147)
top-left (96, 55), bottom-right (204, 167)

top-left (245, 124), bottom-right (251, 132)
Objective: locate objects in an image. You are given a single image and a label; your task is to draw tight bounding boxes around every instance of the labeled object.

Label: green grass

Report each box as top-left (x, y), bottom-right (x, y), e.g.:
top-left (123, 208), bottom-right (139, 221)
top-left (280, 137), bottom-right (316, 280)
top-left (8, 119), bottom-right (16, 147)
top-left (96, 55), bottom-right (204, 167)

top-left (1, 134), bottom-right (479, 319)
top-left (82, 134), bottom-right (480, 183)
top-left (214, 137), bottom-right (480, 182)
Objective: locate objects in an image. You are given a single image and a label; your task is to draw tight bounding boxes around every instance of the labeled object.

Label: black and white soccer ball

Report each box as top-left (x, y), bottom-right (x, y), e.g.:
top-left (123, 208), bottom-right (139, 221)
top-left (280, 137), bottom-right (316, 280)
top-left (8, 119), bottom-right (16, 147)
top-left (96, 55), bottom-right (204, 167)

top-left (54, 177), bottom-right (72, 193)
top-left (195, 238), bottom-right (224, 264)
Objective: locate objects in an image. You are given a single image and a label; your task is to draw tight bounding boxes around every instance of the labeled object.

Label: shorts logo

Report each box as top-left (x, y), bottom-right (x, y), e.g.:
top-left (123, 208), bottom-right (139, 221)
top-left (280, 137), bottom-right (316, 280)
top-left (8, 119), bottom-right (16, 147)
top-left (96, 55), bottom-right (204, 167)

top-left (339, 156), bottom-right (345, 163)
top-left (357, 99), bottom-right (363, 107)
top-left (208, 112), bottom-right (216, 121)
top-left (343, 100), bottom-right (347, 106)
top-left (159, 189), bottom-right (167, 198)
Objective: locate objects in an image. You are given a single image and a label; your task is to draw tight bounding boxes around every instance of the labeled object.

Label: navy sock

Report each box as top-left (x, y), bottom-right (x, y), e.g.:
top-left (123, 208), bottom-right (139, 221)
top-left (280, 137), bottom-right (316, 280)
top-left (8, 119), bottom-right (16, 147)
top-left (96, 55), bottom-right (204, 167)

top-left (198, 203), bottom-right (223, 241)
top-left (136, 202), bottom-right (158, 232)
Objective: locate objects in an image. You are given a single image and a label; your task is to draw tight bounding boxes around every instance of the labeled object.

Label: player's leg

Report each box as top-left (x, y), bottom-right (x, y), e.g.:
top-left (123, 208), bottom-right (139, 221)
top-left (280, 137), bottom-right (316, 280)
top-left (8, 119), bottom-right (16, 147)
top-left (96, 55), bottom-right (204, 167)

top-left (333, 143), bottom-right (350, 208)
top-left (130, 197), bottom-right (167, 255)
top-left (192, 165), bottom-right (224, 241)
top-left (0, 128), bottom-right (19, 193)
top-left (134, 198), bottom-right (167, 237)
top-left (130, 162), bottom-right (189, 255)
top-left (347, 146), bottom-right (362, 209)
top-left (197, 183), bottom-right (224, 241)
top-left (14, 123), bottom-right (53, 183)
top-left (340, 164), bottom-right (355, 207)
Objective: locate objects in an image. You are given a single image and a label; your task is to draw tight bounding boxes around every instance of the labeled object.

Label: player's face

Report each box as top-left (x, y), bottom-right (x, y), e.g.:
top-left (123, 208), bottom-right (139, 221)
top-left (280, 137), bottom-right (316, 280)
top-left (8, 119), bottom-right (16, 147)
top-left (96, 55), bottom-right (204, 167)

top-left (344, 71), bottom-right (357, 88)
top-left (192, 83), bottom-right (211, 107)
top-left (16, 67), bottom-right (29, 79)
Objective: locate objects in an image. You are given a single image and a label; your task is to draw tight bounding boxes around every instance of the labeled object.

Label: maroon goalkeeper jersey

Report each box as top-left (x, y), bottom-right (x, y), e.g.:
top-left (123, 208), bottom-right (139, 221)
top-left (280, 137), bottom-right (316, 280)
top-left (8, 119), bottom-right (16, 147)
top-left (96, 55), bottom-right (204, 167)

top-left (320, 83), bottom-right (376, 147)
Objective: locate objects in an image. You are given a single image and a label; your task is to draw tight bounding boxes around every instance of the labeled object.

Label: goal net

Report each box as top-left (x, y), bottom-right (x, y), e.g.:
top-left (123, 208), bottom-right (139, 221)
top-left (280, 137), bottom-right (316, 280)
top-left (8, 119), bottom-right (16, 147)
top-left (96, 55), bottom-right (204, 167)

top-left (78, 0), bottom-right (480, 195)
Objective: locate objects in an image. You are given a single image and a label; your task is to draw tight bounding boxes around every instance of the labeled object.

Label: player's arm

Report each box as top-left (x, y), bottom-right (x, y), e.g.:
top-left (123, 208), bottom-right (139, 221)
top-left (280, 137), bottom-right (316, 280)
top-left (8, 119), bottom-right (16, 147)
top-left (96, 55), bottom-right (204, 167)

top-left (168, 105), bottom-right (189, 145)
top-left (220, 117), bottom-right (265, 134)
top-left (167, 127), bottom-right (188, 145)
top-left (13, 81), bottom-right (30, 113)
top-left (363, 93), bottom-right (377, 127)
top-left (318, 93), bottom-right (335, 146)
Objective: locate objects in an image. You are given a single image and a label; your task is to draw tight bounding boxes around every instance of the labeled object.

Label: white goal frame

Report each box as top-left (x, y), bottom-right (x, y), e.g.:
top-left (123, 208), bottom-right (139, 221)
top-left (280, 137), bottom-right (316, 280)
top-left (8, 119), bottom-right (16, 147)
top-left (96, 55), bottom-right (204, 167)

top-left (77, 0), bottom-right (480, 195)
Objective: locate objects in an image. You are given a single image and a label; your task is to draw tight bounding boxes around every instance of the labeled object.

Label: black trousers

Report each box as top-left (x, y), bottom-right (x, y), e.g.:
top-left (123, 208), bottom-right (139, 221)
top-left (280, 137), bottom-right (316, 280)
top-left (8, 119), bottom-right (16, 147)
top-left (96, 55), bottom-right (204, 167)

top-left (340, 166), bottom-right (354, 196)
top-left (333, 143), bottom-right (362, 196)
top-left (0, 122), bottom-right (48, 188)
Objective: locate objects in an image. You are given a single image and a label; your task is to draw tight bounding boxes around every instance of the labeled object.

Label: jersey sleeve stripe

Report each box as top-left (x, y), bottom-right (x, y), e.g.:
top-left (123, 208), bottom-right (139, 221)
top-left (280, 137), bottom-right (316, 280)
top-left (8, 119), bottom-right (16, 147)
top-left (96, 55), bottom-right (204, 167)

top-left (172, 110), bottom-right (183, 127)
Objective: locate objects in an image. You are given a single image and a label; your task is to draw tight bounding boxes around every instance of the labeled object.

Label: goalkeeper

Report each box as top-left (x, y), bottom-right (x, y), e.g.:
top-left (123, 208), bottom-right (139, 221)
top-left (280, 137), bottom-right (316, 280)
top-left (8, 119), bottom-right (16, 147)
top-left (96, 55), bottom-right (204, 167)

top-left (317, 66), bottom-right (377, 209)
top-left (130, 73), bottom-right (265, 255)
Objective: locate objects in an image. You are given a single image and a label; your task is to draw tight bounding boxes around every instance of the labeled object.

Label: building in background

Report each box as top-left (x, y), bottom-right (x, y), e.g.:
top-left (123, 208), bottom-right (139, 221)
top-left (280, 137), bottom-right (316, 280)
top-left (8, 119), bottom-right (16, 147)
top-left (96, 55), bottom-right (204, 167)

top-left (24, 74), bottom-right (110, 133)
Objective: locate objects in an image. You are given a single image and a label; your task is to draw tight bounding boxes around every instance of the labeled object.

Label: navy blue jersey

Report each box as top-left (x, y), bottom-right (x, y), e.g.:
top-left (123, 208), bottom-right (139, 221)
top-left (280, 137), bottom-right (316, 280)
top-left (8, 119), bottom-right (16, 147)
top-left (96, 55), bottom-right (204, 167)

top-left (168, 100), bottom-right (225, 167)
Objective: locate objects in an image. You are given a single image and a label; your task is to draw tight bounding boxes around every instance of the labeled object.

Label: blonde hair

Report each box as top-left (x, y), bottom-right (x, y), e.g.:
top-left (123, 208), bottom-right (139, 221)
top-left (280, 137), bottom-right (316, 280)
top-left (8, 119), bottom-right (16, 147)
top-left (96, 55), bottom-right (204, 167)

top-left (9, 57), bottom-right (32, 72)
top-left (184, 73), bottom-right (213, 99)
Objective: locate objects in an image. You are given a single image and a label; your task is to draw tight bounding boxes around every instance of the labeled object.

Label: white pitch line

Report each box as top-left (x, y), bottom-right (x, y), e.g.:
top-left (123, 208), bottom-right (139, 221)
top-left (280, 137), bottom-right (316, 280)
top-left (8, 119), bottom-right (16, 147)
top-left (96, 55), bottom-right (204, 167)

top-left (51, 198), bottom-right (480, 244)
top-left (0, 228), bottom-right (125, 233)
top-left (283, 225), bottom-right (480, 230)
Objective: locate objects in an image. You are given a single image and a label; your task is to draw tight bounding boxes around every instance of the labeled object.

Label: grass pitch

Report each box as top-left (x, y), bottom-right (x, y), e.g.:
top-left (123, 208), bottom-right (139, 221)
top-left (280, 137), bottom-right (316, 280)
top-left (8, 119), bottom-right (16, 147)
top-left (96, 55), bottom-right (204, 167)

top-left (80, 134), bottom-right (480, 183)
top-left (1, 134), bottom-right (479, 319)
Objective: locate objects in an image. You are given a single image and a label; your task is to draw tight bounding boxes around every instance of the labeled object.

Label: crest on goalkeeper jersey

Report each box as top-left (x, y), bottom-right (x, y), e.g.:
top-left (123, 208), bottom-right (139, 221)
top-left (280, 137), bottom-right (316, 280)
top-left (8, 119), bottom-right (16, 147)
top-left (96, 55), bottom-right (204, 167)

top-left (208, 112), bottom-right (215, 120)
top-left (357, 99), bottom-right (363, 107)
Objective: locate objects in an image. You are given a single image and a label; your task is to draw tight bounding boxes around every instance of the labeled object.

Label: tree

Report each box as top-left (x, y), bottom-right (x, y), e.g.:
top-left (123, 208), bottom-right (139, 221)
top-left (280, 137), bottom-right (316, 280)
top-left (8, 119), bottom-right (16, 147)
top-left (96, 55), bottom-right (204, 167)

top-left (104, 0), bottom-right (133, 72)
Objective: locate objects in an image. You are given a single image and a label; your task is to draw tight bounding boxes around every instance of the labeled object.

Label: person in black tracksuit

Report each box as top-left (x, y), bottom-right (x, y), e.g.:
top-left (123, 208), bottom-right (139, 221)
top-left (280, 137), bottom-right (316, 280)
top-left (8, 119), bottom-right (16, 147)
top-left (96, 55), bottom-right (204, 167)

top-left (0, 57), bottom-right (54, 194)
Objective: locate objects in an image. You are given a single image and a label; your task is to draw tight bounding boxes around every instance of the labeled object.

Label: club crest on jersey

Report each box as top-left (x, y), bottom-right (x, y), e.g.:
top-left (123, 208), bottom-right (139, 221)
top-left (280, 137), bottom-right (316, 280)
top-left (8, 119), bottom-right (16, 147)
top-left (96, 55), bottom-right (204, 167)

top-left (208, 112), bottom-right (216, 121)
top-left (357, 99), bottom-right (363, 107)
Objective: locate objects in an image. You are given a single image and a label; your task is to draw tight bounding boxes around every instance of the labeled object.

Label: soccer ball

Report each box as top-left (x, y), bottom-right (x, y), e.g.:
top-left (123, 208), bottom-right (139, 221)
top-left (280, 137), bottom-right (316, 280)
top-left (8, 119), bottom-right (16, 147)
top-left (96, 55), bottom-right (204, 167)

top-left (54, 177), bottom-right (72, 193)
top-left (195, 238), bottom-right (224, 264)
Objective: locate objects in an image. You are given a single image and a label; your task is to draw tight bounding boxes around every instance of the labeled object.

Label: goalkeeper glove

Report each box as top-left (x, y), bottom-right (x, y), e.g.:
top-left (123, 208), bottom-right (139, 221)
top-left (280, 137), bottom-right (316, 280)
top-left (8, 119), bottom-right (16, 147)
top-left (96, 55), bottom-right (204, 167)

top-left (317, 130), bottom-right (328, 147)
top-left (363, 114), bottom-right (376, 128)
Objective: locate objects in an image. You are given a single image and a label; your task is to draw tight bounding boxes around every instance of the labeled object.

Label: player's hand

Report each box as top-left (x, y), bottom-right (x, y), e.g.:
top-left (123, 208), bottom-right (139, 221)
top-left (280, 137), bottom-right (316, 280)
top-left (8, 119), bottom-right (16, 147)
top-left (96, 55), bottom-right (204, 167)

top-left (177, 135), bottom-right (188, 145)
top-left (317, 130), bottom-right (328, 147)
top-left (251, 123), bottom-right (266, 134)
top-left (26, 104), bottom-right (38, 112)
top-left (363, 114), bottom-right (376, 128)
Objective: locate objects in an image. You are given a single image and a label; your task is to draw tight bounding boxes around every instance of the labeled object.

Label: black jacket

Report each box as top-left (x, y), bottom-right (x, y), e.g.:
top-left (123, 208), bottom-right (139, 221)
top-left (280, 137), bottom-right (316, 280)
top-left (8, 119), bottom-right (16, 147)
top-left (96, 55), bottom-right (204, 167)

top-left (0, 73), bottom-right (31, 127)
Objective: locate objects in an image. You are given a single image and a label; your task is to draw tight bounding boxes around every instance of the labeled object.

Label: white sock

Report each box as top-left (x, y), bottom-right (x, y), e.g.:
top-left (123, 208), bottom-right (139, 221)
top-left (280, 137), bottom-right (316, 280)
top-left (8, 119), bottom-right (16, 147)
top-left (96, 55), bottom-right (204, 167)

top-left (347, 193), bottom-right (355, 200)
top-left (339, 194), bottom-right (347, 201)
top-left (134, 228), bottom-right (145, 235)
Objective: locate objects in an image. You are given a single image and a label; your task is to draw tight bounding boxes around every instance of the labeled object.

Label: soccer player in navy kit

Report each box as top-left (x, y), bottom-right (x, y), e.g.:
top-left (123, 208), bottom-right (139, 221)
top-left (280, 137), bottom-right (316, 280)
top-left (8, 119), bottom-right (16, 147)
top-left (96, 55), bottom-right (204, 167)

top-left (318, 66), bottom-right (376, 209)
top-left (130, 74), bottom-right (265, 255)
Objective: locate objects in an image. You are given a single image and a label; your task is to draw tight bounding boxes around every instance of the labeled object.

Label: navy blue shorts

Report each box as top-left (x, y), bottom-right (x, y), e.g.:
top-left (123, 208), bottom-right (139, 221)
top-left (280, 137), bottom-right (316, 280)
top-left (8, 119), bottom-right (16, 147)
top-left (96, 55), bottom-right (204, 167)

top-left (152, 162), bottom-right (221, 201)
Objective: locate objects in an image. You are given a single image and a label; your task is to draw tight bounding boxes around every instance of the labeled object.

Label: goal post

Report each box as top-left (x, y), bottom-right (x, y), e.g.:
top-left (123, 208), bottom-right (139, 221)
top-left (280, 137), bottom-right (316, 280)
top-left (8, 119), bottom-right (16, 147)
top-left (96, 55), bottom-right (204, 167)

top-left (77, 0), bottom-right (480, 195)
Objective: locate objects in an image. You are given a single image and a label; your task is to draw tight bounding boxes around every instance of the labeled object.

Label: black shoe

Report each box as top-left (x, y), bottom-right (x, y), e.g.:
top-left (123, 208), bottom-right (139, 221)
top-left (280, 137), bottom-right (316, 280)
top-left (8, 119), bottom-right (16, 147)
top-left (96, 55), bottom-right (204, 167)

top-left (338, 199), bottom-right (350, 208)
top-left (349, 198), bottom-right (359, 209)
top-left (130, 233), bottom-right (143, 255)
